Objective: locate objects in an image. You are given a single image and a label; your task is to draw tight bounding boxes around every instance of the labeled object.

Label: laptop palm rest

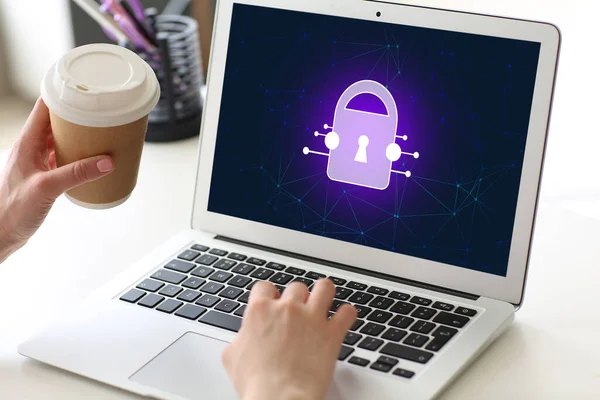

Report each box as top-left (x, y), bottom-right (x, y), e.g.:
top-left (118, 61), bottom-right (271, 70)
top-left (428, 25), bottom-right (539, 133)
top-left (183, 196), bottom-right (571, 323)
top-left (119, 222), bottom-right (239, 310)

top-left (130, 332), bottom-right (238, 400)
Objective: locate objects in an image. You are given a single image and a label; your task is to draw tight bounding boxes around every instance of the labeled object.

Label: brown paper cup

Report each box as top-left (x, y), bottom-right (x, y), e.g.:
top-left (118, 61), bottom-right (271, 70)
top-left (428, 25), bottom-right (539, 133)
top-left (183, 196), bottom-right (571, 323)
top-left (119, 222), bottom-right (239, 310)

top-left (50, 112), bottom-right (149, 209)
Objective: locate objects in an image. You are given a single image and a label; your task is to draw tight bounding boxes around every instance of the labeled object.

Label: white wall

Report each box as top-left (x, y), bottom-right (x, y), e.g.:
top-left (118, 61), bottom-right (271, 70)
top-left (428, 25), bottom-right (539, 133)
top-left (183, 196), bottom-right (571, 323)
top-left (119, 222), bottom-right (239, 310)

top-left (0, 0), bottom-right (74, 100)
top-left (0, 7), bottom-right (8, 96)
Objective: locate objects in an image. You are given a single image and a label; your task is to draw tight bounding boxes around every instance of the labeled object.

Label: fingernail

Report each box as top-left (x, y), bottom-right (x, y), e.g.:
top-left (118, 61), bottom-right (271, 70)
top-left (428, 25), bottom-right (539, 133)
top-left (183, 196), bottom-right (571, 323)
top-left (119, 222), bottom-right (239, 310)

top-left (96, 158), bottom-right (114, 173)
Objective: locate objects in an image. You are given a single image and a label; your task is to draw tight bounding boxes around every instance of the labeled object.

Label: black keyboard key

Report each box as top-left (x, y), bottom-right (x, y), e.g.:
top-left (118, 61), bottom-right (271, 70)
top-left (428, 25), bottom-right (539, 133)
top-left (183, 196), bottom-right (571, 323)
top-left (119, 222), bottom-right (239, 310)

top-left (306, 271), bottom-right (326, 280)
top-left (369, 296), bottom-right (394, 310)
top-left (393, 368), bottom-right (415, 379)
top-left (136, 279), bottom-right (164, 292)
top-left (210, 271), bottom-right (233, 283)
top-left (165, 259), bottom-right (195, 273)
top-left (432, 325), bottom-right (458, 339)
top-left (234, 304), bottom-right (247, 317)
top-left (410, 321), bottom-right (436, 334)
top-left (191, 266), bottom-right (215, 278)
top-left (348, 292), bottom-right (374, 305)
top-left (455, 307), bottom-right (477, 317)
top-left (182, 277), bottom-right (206, 290)
top-left (410, 296), bottom-right (432, 306)
top-left (177, 290), bottom-right (202, 302)
top-left (377, 355), bottom-right (399, 367)
top-left (425, 336), bottom-right (452, 352)
top-left (432, 301), bottom-right (455, 312)
top-left (200, 282), bottom-right (225, 294)
top-left (346, 281), bottom-right (367, 291)
top-left (358, 337), bottom-right (384, 351)
top-left (151, 269), bottom-right (186, 285)
top-left (344, 332), bottom-right (363, 346)
top-left (264, 262), bottom-right (285, 271)
top-left (200, 311), bottom-right (242, 332)
top-left (367, 310), bottom-right (393, 323)
top-left (338, 345), bottom-right (354, 361)
top-left (178, 250), bottom-right (200, 261)
top-left (293, 277), bottom-right (314, 287)
top-left (247, 281), bottom-right (258, 290)
top-left (367, 286), bottom-right (389, 296)
top-left (270, 272), bottom-right (294, 285)
top-left (247, 257), bottom-right (266, 266)
top-left (433, 311), bottom-right (470, 328)
top-left (389, 291), bottom-right (411, 301)
top-left (156, 299), bottom-right (183, 313)
top-left (231, 263), bottom-right (255, 275)
top-left (209, 248), bottom-right (228, 256)
top-left (370, 362), bottom-right (392, 373)
top-left (250, 268), bottom-right (274, 280)
top-left (331, 300), bottom-right (347, 312)
top-left (220, 286), bottom-right (244, 299)
top-left (229, 276), bottom-right (252, 288)
top-left (196, 294), bottom-right (220, 307)
top-left (138, 293), bottom-right (164, 308)
top-left (350, 319), bottom-right (365, 331)
top-left (390, 301), bottom-right (416, 315)
top-left (353, 305), bottom-right (372, 319)
top-left (175, 304), bottom-right (207, 320)
top-left (215, 299), bottom-right (240, 313)
top-left (328, 277), bottom-right (347, 286)
top-left (196, 254), bottom-right (219, 265)
top-left (389, 315), bottom-right (414, 329)
top-left (159, 285), bottom-right (183, 297)
top-left (381, 328), bottom-right (407, 342)
top-left (335, 287), bottom-right (353, 300)
top-left (404, 333), bottom-right (429, 348)
top-left (228, 253), bottom-right (247, 261)
top-left (214, 259), bottom-right (237, 270)
top-left (360, 322), bottom-right (385, 336)
top-left (380, 343), bottom-right (434, 364)
top-left (412, 306), bottom-right (437, 320)
top-left (348, 356), bottom-right (370, 367)
top-left (238, 291), bottom-right (250, 304)
top-left (191, 244), bottom-right (209, 252)
top-left (285, 266), bottom-right (306, 275)
top-left (275, 285), bottom-right (286, 294)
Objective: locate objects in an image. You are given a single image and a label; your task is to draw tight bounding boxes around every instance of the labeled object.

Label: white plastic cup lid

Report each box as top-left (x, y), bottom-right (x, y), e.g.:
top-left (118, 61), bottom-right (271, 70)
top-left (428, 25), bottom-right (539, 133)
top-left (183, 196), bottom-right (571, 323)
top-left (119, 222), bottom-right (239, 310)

top-left (41, 44), bottom-right (160, 127)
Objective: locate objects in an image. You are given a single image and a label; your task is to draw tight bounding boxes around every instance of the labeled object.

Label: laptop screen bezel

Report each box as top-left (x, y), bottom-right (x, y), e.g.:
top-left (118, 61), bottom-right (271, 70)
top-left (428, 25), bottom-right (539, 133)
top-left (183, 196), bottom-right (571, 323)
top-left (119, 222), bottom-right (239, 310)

top-left (191, 0), bottom-right (560, 305)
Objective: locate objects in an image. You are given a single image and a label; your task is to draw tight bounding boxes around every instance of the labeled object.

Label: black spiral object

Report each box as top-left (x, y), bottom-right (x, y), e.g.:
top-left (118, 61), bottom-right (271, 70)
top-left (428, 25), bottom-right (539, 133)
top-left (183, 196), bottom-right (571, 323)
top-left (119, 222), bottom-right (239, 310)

top-left (138, 14), bottom-right (204, 142)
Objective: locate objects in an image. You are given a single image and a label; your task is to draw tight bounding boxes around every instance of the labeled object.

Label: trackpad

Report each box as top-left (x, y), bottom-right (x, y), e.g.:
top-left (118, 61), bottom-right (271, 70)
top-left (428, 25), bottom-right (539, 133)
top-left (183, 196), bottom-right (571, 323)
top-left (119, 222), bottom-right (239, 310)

top-left (130, 332), bottom-right (238, 400)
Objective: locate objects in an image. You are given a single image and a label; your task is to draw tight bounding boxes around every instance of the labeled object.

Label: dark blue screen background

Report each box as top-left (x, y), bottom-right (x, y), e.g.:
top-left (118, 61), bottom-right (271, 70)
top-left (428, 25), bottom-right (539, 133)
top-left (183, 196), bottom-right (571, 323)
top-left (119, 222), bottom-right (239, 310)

top-left (208, 4), bottom-right (541, 277)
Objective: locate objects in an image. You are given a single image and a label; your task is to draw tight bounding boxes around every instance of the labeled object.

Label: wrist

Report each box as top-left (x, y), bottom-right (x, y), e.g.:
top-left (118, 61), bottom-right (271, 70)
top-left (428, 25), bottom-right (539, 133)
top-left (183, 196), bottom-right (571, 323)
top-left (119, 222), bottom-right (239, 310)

top-left (0, 210), bottom-right (21, 263)
top-left (244, 383), bottom-right (315, 400)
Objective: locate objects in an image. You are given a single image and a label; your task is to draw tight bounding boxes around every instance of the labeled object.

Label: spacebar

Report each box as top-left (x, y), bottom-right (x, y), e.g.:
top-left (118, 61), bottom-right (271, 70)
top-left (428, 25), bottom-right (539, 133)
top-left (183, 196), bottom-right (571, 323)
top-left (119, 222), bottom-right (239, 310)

top-left (199, 311), bottom-right (242, 332)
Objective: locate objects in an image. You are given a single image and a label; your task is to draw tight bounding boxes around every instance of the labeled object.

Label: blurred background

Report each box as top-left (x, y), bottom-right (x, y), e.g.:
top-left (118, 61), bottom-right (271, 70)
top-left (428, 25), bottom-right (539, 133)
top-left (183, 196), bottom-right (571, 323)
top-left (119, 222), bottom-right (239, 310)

top-left (0, 0), bottom-right (597, 203)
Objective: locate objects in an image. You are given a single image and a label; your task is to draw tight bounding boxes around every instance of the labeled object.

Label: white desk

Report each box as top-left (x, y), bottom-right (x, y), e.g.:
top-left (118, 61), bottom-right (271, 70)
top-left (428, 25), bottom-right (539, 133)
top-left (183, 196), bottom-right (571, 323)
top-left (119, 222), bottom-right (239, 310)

top-left (2, 1), bottom-right (600, 398)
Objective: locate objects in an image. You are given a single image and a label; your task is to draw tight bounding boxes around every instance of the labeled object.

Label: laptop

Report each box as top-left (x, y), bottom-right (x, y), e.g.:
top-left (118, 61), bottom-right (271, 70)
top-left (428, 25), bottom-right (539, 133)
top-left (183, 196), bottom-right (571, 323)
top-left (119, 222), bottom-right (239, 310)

top-left (19, 1), bottom-right (560, 399)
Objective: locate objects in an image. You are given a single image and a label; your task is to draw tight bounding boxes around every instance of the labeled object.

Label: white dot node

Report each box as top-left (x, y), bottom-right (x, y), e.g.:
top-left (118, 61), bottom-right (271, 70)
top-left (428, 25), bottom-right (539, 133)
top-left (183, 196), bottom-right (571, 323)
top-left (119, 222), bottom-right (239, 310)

top-left (358, 135), bottom-right (369, 147)
top-left (386, 143), bottom-right (402, 162)
top-left (405, 171), bottom-right (412, 178)
top-left (325, 131), bottom-right (340, 150)
top-left (314, 131), bottom-right (320, 137)
top-left (413, 152), bottom-right (420, 159)
top-left (302, 147), bottom-right (309, 155)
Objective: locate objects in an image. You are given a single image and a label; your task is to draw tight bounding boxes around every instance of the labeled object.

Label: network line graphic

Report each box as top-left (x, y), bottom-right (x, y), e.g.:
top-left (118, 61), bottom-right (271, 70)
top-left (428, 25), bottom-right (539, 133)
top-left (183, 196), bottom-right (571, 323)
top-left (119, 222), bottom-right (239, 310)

top-left (218, 19), bottom-right (531, 274)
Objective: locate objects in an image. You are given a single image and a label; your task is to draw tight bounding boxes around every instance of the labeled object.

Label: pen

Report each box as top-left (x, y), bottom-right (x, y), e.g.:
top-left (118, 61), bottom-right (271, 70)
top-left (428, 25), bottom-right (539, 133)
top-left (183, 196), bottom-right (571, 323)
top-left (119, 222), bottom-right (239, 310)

top-left (72, 0), bottom-right (129, 46)
top-left (119, 0), bottom-right (157, 46)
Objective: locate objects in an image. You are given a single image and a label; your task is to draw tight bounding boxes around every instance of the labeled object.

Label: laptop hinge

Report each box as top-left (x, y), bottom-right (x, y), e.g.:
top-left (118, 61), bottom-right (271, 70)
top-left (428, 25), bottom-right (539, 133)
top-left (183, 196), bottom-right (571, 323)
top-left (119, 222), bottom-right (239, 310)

top-left (215, 235), bottom-right (480, 301)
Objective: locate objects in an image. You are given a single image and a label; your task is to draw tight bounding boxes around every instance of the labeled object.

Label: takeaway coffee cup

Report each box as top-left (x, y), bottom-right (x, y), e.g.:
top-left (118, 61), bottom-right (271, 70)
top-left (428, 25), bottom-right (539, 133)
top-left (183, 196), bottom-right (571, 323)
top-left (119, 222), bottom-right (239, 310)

top-left (41, 44), bottom-right (160, 209)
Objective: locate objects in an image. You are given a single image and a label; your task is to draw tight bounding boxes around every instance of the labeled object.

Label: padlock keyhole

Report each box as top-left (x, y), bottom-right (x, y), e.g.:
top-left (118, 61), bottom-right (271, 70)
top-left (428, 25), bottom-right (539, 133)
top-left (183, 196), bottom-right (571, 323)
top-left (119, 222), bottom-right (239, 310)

top-left (354, 135), bottom-right (369, 163)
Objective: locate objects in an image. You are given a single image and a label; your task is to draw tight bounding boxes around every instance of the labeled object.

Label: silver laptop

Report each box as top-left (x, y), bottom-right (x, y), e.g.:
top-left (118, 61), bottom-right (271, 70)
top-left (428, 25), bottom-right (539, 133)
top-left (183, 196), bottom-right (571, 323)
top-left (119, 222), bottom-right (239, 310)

top-left (19, 1), bottom-right (560, 399)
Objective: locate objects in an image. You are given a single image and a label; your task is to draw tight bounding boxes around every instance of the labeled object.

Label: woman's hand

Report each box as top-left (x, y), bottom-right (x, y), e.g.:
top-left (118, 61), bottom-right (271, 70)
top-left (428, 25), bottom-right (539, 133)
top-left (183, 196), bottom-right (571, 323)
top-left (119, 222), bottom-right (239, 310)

top-left (222, 279), bottom-right (357, 400)
top-left (0, 98), bottom-right (114, 262)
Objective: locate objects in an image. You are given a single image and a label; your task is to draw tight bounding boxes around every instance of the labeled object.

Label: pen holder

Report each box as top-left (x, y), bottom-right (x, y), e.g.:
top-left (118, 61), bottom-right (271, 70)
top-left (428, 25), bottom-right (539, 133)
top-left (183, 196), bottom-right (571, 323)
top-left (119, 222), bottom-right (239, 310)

top-left (137, 15), bottom-right (204, 142)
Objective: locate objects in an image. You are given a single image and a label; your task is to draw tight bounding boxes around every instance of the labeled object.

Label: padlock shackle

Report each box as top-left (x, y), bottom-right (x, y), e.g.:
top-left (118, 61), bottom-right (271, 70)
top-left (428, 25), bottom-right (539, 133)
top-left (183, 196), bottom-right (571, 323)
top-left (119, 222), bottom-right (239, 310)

top-left (336, 80), bottom-right (397, 121)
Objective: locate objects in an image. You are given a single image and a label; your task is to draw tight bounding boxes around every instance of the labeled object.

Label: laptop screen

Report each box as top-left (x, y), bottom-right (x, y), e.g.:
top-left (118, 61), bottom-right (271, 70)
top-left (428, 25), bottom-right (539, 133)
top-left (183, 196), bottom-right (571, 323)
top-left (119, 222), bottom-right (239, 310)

top-left (208, 3), bottom-right (541, 278)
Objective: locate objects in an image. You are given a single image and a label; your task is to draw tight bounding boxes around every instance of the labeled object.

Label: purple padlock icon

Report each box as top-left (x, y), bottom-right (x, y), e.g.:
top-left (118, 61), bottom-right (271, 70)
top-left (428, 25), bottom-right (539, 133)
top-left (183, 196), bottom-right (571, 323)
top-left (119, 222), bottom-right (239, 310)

top-left (304, 80), bottom-right (419, 189)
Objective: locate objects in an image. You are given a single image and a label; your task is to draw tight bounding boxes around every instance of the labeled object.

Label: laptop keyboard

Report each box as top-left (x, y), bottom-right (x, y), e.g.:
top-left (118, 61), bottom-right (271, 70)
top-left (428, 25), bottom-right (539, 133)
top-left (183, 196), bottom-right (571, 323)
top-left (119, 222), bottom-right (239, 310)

top-left (120, 244), bottom-right (479, 379)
